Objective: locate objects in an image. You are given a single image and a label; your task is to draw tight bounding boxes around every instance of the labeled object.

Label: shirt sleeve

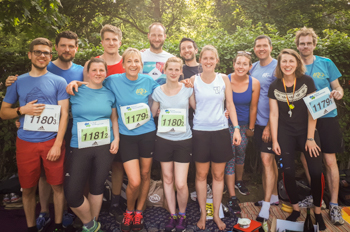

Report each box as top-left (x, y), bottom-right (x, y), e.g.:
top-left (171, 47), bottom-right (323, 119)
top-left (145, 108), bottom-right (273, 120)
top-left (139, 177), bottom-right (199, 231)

top-left (268, 80), bottom-right (277, 99)
top-left (327, 59), bottom-right (342, 82)
top-left (304, 75), bottom-right (317, 94)
top-left (151, 79), bottom-right (160, 92)
top-left (151, 87), bottom-right (160, 102)
top-left (3, 81), bottom-right (19, 104)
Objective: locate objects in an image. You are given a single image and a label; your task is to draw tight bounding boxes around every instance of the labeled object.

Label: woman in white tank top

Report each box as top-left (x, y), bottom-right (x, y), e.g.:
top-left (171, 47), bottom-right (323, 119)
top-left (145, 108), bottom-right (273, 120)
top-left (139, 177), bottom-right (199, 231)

top-left (183, 45), bottom-right (242, 230)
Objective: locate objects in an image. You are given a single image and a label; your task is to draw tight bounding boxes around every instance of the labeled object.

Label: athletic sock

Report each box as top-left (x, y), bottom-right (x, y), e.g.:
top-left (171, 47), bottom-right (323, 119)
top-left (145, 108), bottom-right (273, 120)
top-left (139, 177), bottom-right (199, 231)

top-left (270, 194), bottom-right (279, 204)
top-left (54, 223), bottom-right (63, 230)
top-left (135, 210), bottom-right (143, 215)
top-left (286, 210), bottom-right (300, 221)
top-left (330, 202), bottom-right (338, 206)
top-left (126, 209), bottom-right (134, 214)
top-left (258, 201), bottom-right (270, 219)
top-left (171, 213), bottom-right (177, 218)
top-left (28, 226), bottom-right (38, 232)
top-left (315, 213), bottom-right (326, 230)
top-left (111, 194), bottom-right (121, 208)
top-left (178, 212), bottom-right (186, 216)
top-left (83, 220), bottom-right (95, 229)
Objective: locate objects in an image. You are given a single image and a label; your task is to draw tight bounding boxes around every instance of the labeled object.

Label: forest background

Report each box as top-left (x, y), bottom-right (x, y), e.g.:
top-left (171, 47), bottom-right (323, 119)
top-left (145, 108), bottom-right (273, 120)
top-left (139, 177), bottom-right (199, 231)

top-left (0, 0), bottom-right (349, 179)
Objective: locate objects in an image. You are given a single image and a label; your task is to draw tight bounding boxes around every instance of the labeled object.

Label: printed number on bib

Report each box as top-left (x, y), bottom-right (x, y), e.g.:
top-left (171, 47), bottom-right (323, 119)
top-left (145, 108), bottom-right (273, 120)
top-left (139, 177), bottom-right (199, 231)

top-left (77, 119), bottom-right (110, 149)
top-left (23, 104), bottom-right (61, 132)
top-left (120, 103), bottom-right (151, 130)
top-left (158, 109), bottom-right (186, 133)
top-left (303, 87), bottom-right (336, 120)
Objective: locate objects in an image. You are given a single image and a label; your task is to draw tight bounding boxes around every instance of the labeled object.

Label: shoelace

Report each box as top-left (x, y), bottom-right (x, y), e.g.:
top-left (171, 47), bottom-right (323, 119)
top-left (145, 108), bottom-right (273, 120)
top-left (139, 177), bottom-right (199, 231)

top-left (134, 213), bottom-right (143, 224)
top-left (124, 213), bottom-right (133, 225)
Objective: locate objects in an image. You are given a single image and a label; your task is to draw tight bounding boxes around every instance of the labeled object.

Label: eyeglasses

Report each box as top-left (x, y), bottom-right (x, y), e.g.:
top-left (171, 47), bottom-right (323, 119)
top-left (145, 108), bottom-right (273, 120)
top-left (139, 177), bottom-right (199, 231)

top-left (31, 50), bottom-right (52, 57)
top-left (237, 51), bottom-right (252, 55)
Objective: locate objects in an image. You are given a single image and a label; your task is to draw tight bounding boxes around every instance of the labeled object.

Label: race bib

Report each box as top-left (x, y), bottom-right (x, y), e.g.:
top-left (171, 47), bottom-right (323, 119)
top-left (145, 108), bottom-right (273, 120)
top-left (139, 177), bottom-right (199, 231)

top-left (77, 119), bottom-right (110, 149)
top-left (303, 87), bottom-right (337, 120)
top-left (120, 103), bottom-right (151, 130)
top-left (23, 104), bottom-right (61, 132)
top-left (158, 109), bottom-right (186, 133)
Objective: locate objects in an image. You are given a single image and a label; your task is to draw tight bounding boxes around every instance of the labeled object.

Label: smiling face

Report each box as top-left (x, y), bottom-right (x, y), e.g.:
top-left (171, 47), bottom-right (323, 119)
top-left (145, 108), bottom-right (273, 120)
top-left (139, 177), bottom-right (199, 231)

top-left (55, 37), bottom-right (78, 62)
top-left (234, 56), bottom-right (252, 77)
top-left (165, 62), bottom-right (182, 82)
top-left (101, 31), bottom-right (122, 55)
top-left (123, 53), bottom-right (142, 79)
top-left (148, 25), bottom-right (166, 50)
top-left (28, 45), bottom-right (52, 70)
top-left (297, 35), bottom-right (316, 58)
top-left (254, 38), bottom-right (272, 61)
top-left (88, 62), bottom-right (107, 85)
top-left (199, 50), bottom-right (218, 72)
top-left (180, 40), bottom-right (198, 62)
top-left (280, 54), bottom-right (297, 77)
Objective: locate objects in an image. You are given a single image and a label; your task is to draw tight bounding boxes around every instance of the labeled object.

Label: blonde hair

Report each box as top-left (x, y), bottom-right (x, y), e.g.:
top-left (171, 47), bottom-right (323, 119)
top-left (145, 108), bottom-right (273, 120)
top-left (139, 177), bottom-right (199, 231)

top-left (122, 48), bottom-right (143, 68)
top-left (199, 45), bottom-right (220, 66)
top-left (148, 22), bottom-right (166, 33)
top-left (295, 27), bottom-right (317, 46)
top-left (275, 49), bottom-right (306, 79)
top-left (100, 24), bottom-right (122, 40)
top-left (164, 57), bottom-right (183, 70)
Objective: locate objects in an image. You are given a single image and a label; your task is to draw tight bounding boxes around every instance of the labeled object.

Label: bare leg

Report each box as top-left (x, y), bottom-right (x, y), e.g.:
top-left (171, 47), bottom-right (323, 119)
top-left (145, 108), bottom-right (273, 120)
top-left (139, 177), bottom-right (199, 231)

top-left (70, 197), bottom-right (92, 224)
top-left (195, 162), bottom-right (210, 230)
top-left (324, 153), bottom-right (339, 203)
top-left (161, 162), bottom-right (176, 214)
top-left (88, 193), bottom-right (104, 220)
top-left (261, 152), bottom-right (275, 202)
top-left (300, 153), bottom-right (311, 185)
top-left (123, 159), bottom-right (141, 211)
top-left (235, 164), bottom-right (244, 181)
top-left (174, 162), bottom-right (190, 213)
top-left (112, 162), bottom-right (124, 195)
top-left (22, 186), bottom-right (37, 227)
top-left (273, 160), bottom-right (278, 195)
top-left (211, 162), bottom-right (226, 230)
top-left (136, 157), bottom-right (153, 211)
top-left (38, 176), bottom-right (52, 213)
top-left (225, 174), bottom-right (236, 197)
top-left (51, 184), bottom-right (64, 224)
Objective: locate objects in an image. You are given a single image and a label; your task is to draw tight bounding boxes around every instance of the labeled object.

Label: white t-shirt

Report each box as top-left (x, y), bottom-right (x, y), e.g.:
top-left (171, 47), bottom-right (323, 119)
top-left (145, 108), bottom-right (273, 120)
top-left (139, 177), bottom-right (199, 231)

top-left (141, 49), bottom-right (174, 85)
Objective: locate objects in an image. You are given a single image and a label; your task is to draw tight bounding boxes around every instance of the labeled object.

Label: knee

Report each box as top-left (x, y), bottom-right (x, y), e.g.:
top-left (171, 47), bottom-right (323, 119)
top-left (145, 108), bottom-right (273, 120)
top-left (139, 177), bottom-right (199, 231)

top-left (163, 174), bottom-right (174, 186)
top-left (261, 155), bottom-right (273, 167)
top-left (22, 187), bottom-right (37, 197)
top-left (51, 184), bottom-right (64, 194)
top-left (128, 178), bottom-right (141, 191)
top-left (140, 170), bottom-right (151, 181)
top-left (324, 155), bottom-right (337, 169)
top-left (64, 188), bottom-right (84, 208)
top-left (196, 171), bottom-right (208, 182)
top-left (175, 181), bottom-right (187, 192)
top-left (212, 172), bottom-right (224, 182)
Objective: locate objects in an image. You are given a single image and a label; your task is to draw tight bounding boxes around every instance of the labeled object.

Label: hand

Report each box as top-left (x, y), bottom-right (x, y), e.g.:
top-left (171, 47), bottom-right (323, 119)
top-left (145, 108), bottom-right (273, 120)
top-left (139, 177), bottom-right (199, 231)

top-left (272, 141), bottom-right (281, 156)
top-left (330, 90), bottom-right (343, 100)
top-left (232, 129), bottom-right (242, 146)
top-left (245, 129), bottom-right (254, 137)
top-left (180, 79), bottom-right (193, 88)
top-left (262, 126), bottom-right (271, 143)
top-left (21, 100), bottom-right (45, 116)
top-left (46, 144), bottom-right (62, 161)
top-left (15, 119), bottom-right (20, 129)
top-left (140, 48), bottom-right (146, 52)
top-left (224, 110), bottom-right (229, 119)
top-left (5, 75), bottom-right (18, 87)
top-left (66, 81), bottom-right (88, 95)
top-left (305, 140), bottom-right (321, 157)
top-left (110, 139), bottom-right (119, 154)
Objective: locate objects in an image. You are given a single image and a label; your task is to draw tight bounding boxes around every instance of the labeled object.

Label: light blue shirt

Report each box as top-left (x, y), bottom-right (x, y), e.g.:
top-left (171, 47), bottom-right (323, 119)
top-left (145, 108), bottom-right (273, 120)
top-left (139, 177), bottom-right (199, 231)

top-left (305, 56), bottom-right (341, 118)
top-left (104, 73), bottom-right (159, 136)
top-left (250, 59), bottom-right (277, 126)
top-left (47, 62), bottom-right (84, 84)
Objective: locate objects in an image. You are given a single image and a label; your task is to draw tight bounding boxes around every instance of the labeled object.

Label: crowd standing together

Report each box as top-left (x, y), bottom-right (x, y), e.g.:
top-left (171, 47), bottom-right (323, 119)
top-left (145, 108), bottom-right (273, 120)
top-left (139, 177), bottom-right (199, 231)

top-left (0, 22), bottom-right (345, 232)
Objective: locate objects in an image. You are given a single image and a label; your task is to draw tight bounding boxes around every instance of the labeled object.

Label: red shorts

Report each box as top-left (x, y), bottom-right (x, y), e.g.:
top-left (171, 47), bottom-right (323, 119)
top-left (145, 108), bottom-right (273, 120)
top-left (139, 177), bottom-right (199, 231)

top-left (16, 137), bottom-right (65, 189)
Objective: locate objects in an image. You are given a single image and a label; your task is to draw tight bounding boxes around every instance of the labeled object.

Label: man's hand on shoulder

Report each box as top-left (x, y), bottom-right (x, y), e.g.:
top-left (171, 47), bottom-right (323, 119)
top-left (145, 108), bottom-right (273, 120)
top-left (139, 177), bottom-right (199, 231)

top-left (5, 75), bottom-right (18, 87)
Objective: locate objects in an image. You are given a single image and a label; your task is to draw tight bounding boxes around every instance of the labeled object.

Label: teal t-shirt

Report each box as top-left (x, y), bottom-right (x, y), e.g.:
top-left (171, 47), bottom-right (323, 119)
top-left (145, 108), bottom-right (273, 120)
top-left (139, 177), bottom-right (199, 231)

top-left (70, 85), bottom-right (116, 148)
top-left (104, 73), bottom-right (159, 136)
top-left (305, 56), bottom-right (341, 118)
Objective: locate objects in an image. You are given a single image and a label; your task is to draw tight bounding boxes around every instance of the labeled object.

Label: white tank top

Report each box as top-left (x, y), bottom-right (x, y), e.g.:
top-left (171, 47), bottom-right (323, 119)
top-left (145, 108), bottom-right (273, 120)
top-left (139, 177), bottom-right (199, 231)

top-left (193, 73), bottom-right (228, 131)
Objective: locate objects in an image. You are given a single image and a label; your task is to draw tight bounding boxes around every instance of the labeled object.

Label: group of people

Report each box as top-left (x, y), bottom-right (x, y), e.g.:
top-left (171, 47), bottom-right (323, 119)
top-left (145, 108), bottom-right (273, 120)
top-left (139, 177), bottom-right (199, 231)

top-left (0, 22), bottom-right (345, 232)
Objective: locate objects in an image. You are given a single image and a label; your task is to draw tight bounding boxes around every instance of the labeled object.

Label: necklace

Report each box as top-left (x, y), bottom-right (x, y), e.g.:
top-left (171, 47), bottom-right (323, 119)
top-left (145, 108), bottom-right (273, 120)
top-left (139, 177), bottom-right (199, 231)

top-left (282, 78), bottom-right (296, 118)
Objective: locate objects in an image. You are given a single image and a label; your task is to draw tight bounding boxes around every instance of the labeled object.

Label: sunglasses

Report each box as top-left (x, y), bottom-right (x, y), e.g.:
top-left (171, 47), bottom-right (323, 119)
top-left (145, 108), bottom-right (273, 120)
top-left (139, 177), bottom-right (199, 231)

top-left (237, 51), bottom-right (252, 55)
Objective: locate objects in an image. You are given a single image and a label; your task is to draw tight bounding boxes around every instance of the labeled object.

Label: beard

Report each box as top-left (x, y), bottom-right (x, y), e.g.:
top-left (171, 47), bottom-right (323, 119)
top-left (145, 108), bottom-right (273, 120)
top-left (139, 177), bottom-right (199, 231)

top-left (32, 62), bottom-right (48, 70)
top-left (58, 53), bottom-right (74, 62)
top-left (183, 53), bottom-right (195, 62)
top-left (150, 40), bottom-right (164, 50)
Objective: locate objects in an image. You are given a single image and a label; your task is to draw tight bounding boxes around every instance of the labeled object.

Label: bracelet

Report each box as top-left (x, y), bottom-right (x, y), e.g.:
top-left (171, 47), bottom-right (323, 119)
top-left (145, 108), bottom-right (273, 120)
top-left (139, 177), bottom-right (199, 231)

top-left (234, 125), bottom-right (240, 130)
top-left (307, 138), bottom-right (314, 141)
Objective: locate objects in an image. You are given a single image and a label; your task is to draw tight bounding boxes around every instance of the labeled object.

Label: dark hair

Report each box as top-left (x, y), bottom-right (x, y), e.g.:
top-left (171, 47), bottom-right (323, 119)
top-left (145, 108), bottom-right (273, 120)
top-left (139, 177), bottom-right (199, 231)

top-left (254, 35), bottom-right (272, 47)
top-left (87, 57), bottom-right (108, 73)
top-left (233, 52), bottom-right (252, 66)
top-left (55, 31), bottom-right (78, 46)
top-left (179, 37), bottom-right (198, 51)
top-left (29, 38), bottom-right (52, 52)
top-left (275, 49), bottom-right (306, 79)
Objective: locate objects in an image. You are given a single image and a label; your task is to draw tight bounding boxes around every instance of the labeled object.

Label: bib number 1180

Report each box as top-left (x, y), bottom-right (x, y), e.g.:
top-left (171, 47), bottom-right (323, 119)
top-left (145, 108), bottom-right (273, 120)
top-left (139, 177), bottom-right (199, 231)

top-left (30, 115), bottom-right (57, 125)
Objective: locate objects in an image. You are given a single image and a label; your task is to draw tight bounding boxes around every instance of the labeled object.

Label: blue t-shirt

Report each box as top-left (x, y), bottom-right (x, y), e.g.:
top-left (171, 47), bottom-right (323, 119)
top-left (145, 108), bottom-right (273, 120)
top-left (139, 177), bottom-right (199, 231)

top-left (47, 62), bottom-right (84, 84)
top-left (250, 59), bottom-right (277, 126)
top-left (104, 73), bottom-right (159, 136)
top-left (3, 72), bottom-right (69, 142)
top-left (70, 85), bottom-right (116, 148)
top-left (305, 56), bottom-right (341, 118)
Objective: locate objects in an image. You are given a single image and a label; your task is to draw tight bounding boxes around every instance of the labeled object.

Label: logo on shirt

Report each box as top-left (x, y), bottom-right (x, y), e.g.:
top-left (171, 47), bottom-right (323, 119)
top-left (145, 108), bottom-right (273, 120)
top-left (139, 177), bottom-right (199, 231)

top-left (262, 73), bottom-right (271, 78)
top-left (274, 84), bottom-right (308, 102)
top-left (213, 86), bottom-right (221, 94)
top-left (313, 72), bottom-right (325, 79)
top-left (136, 88), bottom-right (148, 96)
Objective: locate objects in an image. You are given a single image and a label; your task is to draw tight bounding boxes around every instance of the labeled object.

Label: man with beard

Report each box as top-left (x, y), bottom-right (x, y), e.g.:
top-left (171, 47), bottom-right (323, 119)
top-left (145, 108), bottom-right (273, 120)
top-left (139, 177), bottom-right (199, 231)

top-left (296, 27), bottom-right (344, 226)
top-left (141, 22), bottom-right (174, 85)
top-left (179, 37), bottom-right (202, 79)
top-left (5, 31), bottom-right (83, 230)
top-left (0, 38), bottom-right (69, 232)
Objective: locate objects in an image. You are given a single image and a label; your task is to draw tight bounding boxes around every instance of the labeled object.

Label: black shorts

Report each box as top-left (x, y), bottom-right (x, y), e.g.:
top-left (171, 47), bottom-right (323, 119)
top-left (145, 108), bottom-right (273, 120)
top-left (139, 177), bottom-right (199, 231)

top-left (316, 117), bottom-right (344, 153)
top-left (113, 151), bottom-right (122, 162)
top-left (154, 136), bottom-right (192, 163)
top-left (192, 129), bottom-right (233, 163)
top-left (254, 125), bottom-right (275, 154)
top-left (118, 131), bottom-right (156, 163)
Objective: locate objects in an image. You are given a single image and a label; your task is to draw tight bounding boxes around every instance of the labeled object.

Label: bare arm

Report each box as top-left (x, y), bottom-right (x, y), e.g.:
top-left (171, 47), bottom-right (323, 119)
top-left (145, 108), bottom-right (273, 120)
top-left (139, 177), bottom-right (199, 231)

top-left (83, 60), bottom-right (90, 82)
top-left (330, 79), bottom-right (344, 100)
top-left (189, 91), bottom-right (196, 110)
top-left (151, 101), bottom-right (160, 118)
top-left (305, 92), bottom-right (321, 157)
top-left (247, 78), bottom-right (260, 136)
top-left (0, 100), bottom-right (45, 120)
top-left (110, 108), bottom-right (120, 154)
top-left (269, 98), bottom-right (280, 155)
top-left (46, 99), bottom-right (69, 161)
top-left (66, 80), bottom-right (88, 95)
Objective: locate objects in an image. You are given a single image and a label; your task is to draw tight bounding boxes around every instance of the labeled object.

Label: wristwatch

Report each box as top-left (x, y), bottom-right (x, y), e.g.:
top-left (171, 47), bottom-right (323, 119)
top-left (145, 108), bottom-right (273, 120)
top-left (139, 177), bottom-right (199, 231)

top-left (16, 107), bottom-right (22, 116)
top-left (248, 128), bottom-right (255, 132)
